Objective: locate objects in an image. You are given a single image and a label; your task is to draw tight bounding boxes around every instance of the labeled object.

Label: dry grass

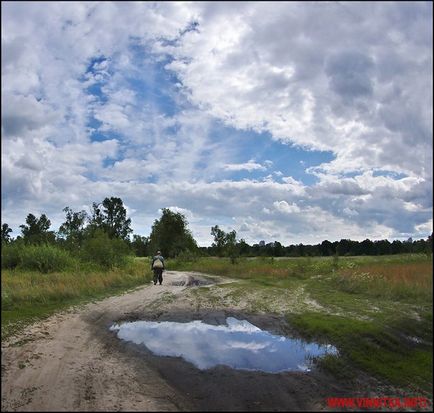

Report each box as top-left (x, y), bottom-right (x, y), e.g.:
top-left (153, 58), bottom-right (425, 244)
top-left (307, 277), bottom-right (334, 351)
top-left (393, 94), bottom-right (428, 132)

top-left (340, 261), bottom-right (432, 286)
top-left (336, 261), bottom-right (432, 300)
top-left (1, 259), bottom-right (152, 310)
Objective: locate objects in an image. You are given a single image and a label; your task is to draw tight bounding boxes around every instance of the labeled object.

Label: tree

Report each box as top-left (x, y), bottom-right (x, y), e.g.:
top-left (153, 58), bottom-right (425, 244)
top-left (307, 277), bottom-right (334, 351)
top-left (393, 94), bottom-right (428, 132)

top-left (428, 233), bottom-right (433, 254)
top-left (211, 225), bottom-right (227, 257)
top-left (225, 229), bottom-right (238, 262)
top-left (131, 234), bottom-right (149, 257)
top-left (148, 208), bottom-right (198, 258)
top-left (58, 207), bottom-right (88, 250)
top-left (88, 197), bottom-right (132, 240)
top-left (359, 239), bottom-right (374, 255)
top-left (19, 213), bottom-right (55, 244)
top-left (211, 225), bottom-right (239, 261)
top-left (320, 240), bottom-right (334, 256)
top-left (80, 229), bottom-right (130, 269)
top-left (1, 223), bottom-right (13, 243)
top-left (237, 238), bottom-right (251, 256)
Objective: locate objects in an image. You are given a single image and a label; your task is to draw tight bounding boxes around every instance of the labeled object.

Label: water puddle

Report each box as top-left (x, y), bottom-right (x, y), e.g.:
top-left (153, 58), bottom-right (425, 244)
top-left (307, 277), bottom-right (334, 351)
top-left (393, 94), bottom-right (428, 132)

top-left (110, 317), bottom-right (338, 373)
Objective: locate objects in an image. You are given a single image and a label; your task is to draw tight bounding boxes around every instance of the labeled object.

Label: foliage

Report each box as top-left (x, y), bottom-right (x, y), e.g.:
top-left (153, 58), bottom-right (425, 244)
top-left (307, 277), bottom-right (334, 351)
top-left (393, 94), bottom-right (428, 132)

top-left (131, 234), bottom-right (149, 257)
top-left (148, 208), bottom-right (198, 258)
top-left (58, 207), bottom-right (88, 250)
top-left (201, 233), bottom-right (433, 258)
top-left (1, 242), bottom-right (79, 273)
top-left (210, 225), bottom-right (239, 261)
top-left (175, 249), bottom-right (202, 263)
top-left (1, 223), bottom-right (13, 243)
top-left (80, 229), bottom-right (132, 269)
top-left (88, 197), bottom-right (132, 240)
top-left (19, 213), bottom-right (56, 244)
top-left (1, 241), bottom-right (24, 269)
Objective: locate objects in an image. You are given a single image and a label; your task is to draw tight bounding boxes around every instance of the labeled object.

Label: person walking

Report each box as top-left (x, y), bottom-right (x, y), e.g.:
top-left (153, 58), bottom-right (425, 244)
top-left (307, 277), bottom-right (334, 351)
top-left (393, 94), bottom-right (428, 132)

top-left (151, 250), bottom-right (165, 285)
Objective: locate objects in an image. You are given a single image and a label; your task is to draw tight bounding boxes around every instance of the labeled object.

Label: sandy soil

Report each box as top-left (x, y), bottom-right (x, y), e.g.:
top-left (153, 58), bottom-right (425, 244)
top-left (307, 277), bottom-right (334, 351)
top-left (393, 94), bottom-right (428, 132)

top-left (0, 271), bottom-right (402, 411)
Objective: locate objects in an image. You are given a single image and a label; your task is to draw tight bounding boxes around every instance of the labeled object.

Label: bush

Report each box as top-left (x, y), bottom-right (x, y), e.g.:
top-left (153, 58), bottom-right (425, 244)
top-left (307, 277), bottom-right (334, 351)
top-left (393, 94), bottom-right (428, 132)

top-left (80, 231), bottom-right (131, 269)
top-left (19, 243), bottom-right (79, 273)
top-left (1, 242), bottom-right (23, 269)
top-left (175, 249), bottom-right (201, 263)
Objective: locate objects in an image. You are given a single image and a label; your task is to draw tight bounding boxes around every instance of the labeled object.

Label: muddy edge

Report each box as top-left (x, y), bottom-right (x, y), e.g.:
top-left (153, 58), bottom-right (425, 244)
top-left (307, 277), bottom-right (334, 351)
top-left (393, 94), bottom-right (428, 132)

top-left (85, 271), bottom-right (386, 412)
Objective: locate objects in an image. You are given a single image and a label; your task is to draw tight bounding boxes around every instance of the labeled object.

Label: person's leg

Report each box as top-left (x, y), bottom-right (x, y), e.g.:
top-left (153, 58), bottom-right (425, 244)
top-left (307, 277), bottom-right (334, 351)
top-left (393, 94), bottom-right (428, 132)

top-left (153, 270), bottom-right (158, 285)
top-left (158, 269), bottom-right (163, 285)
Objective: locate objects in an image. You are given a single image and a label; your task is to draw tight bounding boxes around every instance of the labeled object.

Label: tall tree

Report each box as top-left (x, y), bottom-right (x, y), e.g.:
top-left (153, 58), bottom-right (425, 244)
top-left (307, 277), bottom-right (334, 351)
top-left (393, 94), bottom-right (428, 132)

top-left (58, 207), bottom-right (88, 249)
top-left (237, 238), bottom-right (251, 256)
top-left (19, 213), bottom-right (55, 244)
top-left (1, 223), bottom-right (13, 243)
top-left (149, 208), bottom-right (197, 257)
top-left (211, 225), bottom-right (226, 257)
top-left (88, 197), bottom-right (132, 240)
top-left (320, 240), bottom-right (334, 256)
top-left (131, 234), bottom-right (149, 257)
top-left (211, 225), bottom-right (238, 259)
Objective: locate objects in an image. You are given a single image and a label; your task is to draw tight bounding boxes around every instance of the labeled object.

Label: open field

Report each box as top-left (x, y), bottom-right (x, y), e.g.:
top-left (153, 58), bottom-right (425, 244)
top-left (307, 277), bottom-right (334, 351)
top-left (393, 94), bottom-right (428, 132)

top-left (1, 254), bottom-right (432, 411)
top-left (169, 254), bottom-right (433, 393)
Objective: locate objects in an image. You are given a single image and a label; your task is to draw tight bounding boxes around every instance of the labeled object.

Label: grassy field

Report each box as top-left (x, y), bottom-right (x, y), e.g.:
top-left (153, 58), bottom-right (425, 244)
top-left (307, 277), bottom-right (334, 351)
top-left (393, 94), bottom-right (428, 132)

top-left (2, 253), bottom-right (432, 395)
top-left (1, 257), bottom-right (152, 338)
top-left (170, 254), bottom-right (433, 394)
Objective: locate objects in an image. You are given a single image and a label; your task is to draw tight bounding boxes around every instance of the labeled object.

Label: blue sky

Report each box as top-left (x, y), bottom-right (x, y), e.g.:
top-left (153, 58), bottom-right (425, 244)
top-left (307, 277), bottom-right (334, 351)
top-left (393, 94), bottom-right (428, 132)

top-left (2, 1), bottom-right (432, 245)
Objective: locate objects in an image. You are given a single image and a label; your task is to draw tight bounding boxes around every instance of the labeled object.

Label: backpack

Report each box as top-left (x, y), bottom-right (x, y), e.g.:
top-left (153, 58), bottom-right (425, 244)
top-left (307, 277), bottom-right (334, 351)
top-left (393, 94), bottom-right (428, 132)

top-left (153, 258), bottom-right (164, 269)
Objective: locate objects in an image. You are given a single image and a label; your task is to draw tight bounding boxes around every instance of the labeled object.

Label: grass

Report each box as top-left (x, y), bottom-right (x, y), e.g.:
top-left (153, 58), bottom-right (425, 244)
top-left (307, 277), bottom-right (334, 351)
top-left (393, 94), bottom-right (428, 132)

top-left (170, 254), bottom-right (433, 393)
top-left (1, 257), bottom-right (152, 339)
top-left (2, 253), bottom-right (432, 393)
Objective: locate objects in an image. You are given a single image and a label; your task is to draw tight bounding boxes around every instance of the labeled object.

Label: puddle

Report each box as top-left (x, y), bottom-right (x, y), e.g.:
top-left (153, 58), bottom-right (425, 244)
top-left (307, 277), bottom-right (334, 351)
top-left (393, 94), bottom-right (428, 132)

top-left (110, 317), bottom-right (338, 373)
top-left (170, 278), bottom-right (212, 287)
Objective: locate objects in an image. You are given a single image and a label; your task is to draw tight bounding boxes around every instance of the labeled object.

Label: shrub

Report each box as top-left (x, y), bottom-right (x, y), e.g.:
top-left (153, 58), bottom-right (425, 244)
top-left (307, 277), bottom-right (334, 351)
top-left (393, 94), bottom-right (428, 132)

top-left (1, 242), bottom-right (23, 269)
top-left (19, 243), bottom-right (78, 273)
top-left (80, 231), bottom-right (131, 269)
top-left (175, 249), bottom-right (201, 263)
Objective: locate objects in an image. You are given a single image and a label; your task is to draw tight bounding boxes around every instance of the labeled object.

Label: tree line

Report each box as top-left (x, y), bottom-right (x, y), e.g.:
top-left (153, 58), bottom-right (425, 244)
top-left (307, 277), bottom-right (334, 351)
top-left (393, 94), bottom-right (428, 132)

top-left (203, 228), bottom-right (433, 258)
top-left (2, 197), bottom-right (432, 265)
top-left (1, 198), bottom-right (198, 262)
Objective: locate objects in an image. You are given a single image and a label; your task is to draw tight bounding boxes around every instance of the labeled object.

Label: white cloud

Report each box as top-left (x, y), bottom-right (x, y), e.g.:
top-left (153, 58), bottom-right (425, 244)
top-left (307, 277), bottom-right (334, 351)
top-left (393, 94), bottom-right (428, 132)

top-left (1, 2), bottom-right (432, 246)
top-left (273, 201), bottom-right (300, 214)
top-left (161, 2), bottom-right (432, 180)
top-left (223, 160), bottom-right (266, 172)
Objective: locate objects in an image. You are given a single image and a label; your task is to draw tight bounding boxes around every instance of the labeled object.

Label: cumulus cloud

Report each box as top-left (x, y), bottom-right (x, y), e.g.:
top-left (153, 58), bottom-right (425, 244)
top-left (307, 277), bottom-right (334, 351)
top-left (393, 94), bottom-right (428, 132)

top-left (161, 1), bottom-right (432, 178)
top-left (1, 2), bottom-right (432, 245)
top-left (223, 160), bottom-right (267, 172)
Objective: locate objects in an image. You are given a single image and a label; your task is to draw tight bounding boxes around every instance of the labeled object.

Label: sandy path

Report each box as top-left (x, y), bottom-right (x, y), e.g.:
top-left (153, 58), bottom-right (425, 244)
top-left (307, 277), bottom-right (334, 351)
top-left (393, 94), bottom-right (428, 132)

top-left (1, 270), bottom-right (387, 412)
top-left (1, 271), bottom-right (206, 411)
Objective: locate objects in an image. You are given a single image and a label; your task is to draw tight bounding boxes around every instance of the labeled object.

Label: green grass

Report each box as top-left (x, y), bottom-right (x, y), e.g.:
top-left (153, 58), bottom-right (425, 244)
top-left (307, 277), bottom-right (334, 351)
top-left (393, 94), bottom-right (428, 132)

top-left (170, 254), bottom-right (433, 392)
top-left (287, 312), bottom-right (432, 392)
top-left (1, 257), bottom-right (152, 339)
top-left (2, 253), bottom-right (432, 393)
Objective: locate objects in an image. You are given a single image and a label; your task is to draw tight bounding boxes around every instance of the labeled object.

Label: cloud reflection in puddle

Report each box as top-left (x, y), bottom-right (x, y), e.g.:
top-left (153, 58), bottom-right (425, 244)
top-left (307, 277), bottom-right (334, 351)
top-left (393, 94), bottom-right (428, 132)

top-left (110, 317), bottom-right (338, 373)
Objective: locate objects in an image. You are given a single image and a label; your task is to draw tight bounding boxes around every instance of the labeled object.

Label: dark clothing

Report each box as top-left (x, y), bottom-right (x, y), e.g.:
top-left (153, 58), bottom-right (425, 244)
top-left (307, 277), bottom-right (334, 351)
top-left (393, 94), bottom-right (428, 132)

top-left (151, 254), bottom-right (165, 285)
top-left (153, 268), bottom-right (163, 285)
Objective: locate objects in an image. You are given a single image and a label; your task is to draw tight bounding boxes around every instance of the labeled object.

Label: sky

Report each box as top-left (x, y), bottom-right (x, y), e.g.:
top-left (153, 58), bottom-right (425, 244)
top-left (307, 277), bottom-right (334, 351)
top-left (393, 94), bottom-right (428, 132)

top-left (1, 1), bottom-right (433, 246)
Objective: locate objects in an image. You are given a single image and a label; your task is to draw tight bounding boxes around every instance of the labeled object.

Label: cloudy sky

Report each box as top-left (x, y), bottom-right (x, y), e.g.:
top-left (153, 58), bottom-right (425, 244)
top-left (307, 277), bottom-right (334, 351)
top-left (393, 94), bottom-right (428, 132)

top-left (2, 1), bottom-right (432, 246)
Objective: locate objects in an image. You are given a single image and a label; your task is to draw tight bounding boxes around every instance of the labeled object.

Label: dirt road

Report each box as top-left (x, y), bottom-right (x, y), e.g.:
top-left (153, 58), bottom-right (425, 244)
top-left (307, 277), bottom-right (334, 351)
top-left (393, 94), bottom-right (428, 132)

top-left (1, 271), bottom-right (382, 411)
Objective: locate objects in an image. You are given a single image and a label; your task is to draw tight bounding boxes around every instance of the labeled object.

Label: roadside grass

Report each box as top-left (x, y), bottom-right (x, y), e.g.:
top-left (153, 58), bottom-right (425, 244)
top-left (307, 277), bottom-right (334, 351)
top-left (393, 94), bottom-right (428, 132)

top-left (170, 254), bottom-right (433, 392)
top-left (1, 257), bottom-right (152, 339)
